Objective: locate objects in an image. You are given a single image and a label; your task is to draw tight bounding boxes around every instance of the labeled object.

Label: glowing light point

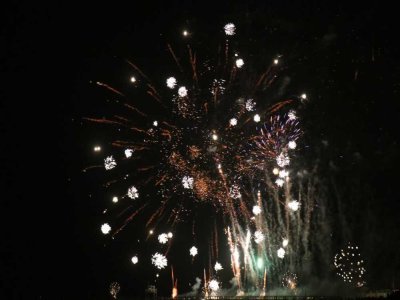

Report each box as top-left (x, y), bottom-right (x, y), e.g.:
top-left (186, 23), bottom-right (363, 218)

top-left (254, 230), bottom-right (265, 244)
top-left (229, 185), bottom-right (241, 199)
top-left (189, 246), bottom-right (198, 257)
top-left (257, 257), bottom-right (264, 269)
top-left (288, 200), bottom-right (300, 211)
top-left (167, 232), bottom-right (173, 238)
top-left (273, 168), bottom-right (279, 175)
top-left (276, 153), bottom-right (290, 167)
top-left (274, 59), bottom-right (279, 65)
top-left (275, 178), bottom-right (285, 187)
top-left (104, 156), bottom-right (117, 170)
top-left (130, 76), bottom-right (136, 83)
top-left (252, 205), bottom-right (262, 215)
top-left (125, 149), bottom-right (134, 158)
top-left (112, 196), bottom-right (118, 203)
top-left (301, 93), bottom-right (307, 100)
top-left (229, 118), bottom-right (238, 126)
top-left (182, 30), bottom-right (188, 36)
top-left (253, 114), bottom-right (261, 122)
top-left (166, 77), bottom-right (177, 89)
top-left (178, 86), bottom-right (188, 97)
top-left (127, 186), bottom-right (139, 199)
top-left (214, 262), bottom-right (223, 271)
top-left (94, 146), bottom-right (101, 152)
top-left (212, 133), bottom-right (218, 141)
top-left (101, 223), bottom-right (111, 235)
top-left (224, 23), bottom-right (236, 36)
top-left (149, 230), bottom-right (154, 235)
top-left (131, 256), bottom-right (138, 264)
top-left (277, 247), bottom-right (285, 258)
top-left (235, 58), bottom-right (244, 68)
top-left (151, 253), bottom-right (168, 269)
top-left (283, 238), bottom-right (289, 247)
top-left (153, 121), bottom-right (158, 127)
top-left (245, 99), bottom-right (256, 111)
top-left (182, 176), bottom-right (194, 189)
top-left (158, 233), bottom-right (168, 244)
top-left (288, 141), bottom-right (297, 149)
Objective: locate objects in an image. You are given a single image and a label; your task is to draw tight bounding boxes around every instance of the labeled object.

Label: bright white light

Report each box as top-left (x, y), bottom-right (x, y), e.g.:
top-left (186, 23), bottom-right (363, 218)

top-left (94, 146), bottom-right (101, 152)
top-left (112, 196), bottom-right (118, 203)
top-left (101, 223), bottom-right (111, 234)
top-left (245, 99), bottom-right (256, 111)
top-left (214, 262), bottom-right (223, 271)
top-left (178, 86), bottom-right (188, 97)
top-left (301, 93), bottom-right (307, 100)
top-left (229, 185), bottom-right (241, 199)
top-left (166, 77), bottom-right (177, 89)
top-left (182, 176), bottom-right (194, 189)
top-left (127, 186), bottom-right (139, 199)
top-left (257, 257), bottom-right (264, 269)
top-left (277, 247), bottom-right (285, 258)
top-left (158, 233), bottom-right (168, 244)
top-left (252, 205), bottom-right (262, 215)
top-left (104, 156), bottom-right (117, 170)
top-left (276, 153), bottom-right (290, 167)
top-left (288, 200), bottom-right (300, 211)
top-left (254, 230), bottom-right (265, 244)
top-left (167, 232), bottom-right (173, 238)
top-left (151, 253), bottom-right (168, 269)
top-left (275, 178), bottom-right (285, 187)
top-left (190, 246), bottom-right (198, 257)
top-left (274, 59), bottom-right (279, 65)
top-left (153, 121), bottom-right (158, 127)
top-left (183, 30), bottom-right (188, 36)
top-left (283, 238), bottom-right (289, 247)
top-left (235, 58), bottom-right (244, 68)
top-left (279, 169), bottom-right (289, 178)
top-left (288, 110), bottom-right (297, 120)
top-left (273, 168), bottom-right (279, 175)
top-left (288, 141), bottom-right (297, 149)
top-left (224, 23), bottom-right (236, 35)
top-left (253, 114), bottom-right (261, 122)
top-left (217, 163), bottom-right (222, 169)
top-left (149, 230), bottom-right (154, 235)
top-left (125, 149), bottom-right (134, 158)
top-left (130, 76), bottom-right (136, 83)
top-left (229, 118), bottom-right (238, 126)
top-left (212, 133), bottom-right (218, 141)
top-left (131, 256), bottom-right (138, 264)
top-left (208, 279), bottom-right (220, 291)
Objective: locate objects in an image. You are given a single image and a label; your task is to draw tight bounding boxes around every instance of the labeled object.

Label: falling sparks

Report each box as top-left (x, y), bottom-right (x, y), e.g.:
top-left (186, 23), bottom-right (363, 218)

top-left (127, 186), bottom-right (139, 199)
top-left (214, 262), bottom-right (223, 271)
top-left (182, 176), bottom-right (194, 189)
top-left (131, 256), bottom-right (138, 264)
top-left (235, 58), bottom-right (244, 68)
top-left (104, 156), bottom-right (117, 170)
top-left (334, 243), bottom-right (366, 287)
top-left (166, 77), bottom-right (177, 89)
top-left (152, 253), bottom-right (168, 269)
top-left (282, 272), bottom-right (297, 290)
top-left (158, 233), bottom-right (169, 244)
top-left (288, 200), bottom-right (300, 211)
top-left (178, 86), bottom-right (188, 97)
top-left (101, 223), bottom-right (111, 234)
top-left (252, 205), bottom-right (262, 215)
top-left (189, 246), bottom-right (198, 257)
top-left (277, 247), bottom-right (285, 259)
top-left (224, 23), bottom-right (236, 35)
top-left (254, 230), bottom-right (265, 244)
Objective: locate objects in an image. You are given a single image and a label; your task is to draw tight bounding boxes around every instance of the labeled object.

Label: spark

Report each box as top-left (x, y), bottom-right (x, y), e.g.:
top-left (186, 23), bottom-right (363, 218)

top-left (334, 243), bottom-right (366, 287)
top-left (288, 141), bottom-right (297, 149)
top-left (274, 59), bottom-right (279, 65)
top-left (151, 253), bottom-right (168, 269)
top-left (166, 77), bottom-right (177, 89)
top-left (277, 247), bottom-right (285, 258)
top-left (94, 146), bottom-right (101, 152)
top-left (167, 232), bottom-right (173, 238)
top-left (212, 133), bottom-right (218, 141)
top-left (235, 58), bottom-right (244, 68)
top-left (182, 176), bottom-right (194, 189)
top-left (245, 99), bottom-right (256, 111)
top-left (288, 110), bottom-right (297, 120)
top-left (130, 76), bottom-right (136, 83)
top-left (254, 230), bottom-right (265, 244)
top-left (182, 30), bottom-right (189, 36)
top-left (101, 223), bottom-right (111, 234)
top-left (112, 196), bottom-right (118, 203)
top-left (104, 156), bottom-right (117, 170)
top-left (252, 205), bottom-right (262, 215)
top-left (279, 169), bottom-right (289, 178)
top-left (253, 114), bottom-right (261, 122)
top-left (149, 230), bottom-right (154, 235)
top-left (288, 200), bottom-right (300, 211)
top-left (190, 246), bottom-right (198, 257)
top-left (301, 93), bottom-right (307, 100)
top-left (109, 282), bottom-right (120, 299)
top-left (224, 23), bottom-right (236, 35)
top-left (229, 118), bottom-right (238, 126)
top-left (178, 86), bottom-right (188, 97)
top-left (131, 256), bottom-right (138, 264)
top-left (282, 238), bottom-right (289, 247)
top-left (272, 168), bottom-right (279, 175)
top-left (257, 257), bottom-right (264, 269)
top-left (127, 186), bottom-right (139, 199)
top-left (276, 153), bottom-right (290, 167)
top-left (214, 262), bottom-right (223, 271)
top-left (153, 120), bottom-right (158, 127)
top-left (125, 149), bottom-right (134, 158)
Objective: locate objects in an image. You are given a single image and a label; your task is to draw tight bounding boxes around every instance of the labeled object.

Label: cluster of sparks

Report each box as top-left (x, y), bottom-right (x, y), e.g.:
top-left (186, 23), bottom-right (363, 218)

top-left (334, 243), bottom-right (366, 287)
top-left (86, 22), bottom-right (360, 296)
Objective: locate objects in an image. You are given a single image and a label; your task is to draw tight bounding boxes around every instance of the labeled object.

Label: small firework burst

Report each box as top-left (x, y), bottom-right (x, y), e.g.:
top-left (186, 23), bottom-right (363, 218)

top-left (229, 184), bottom-right (241, 199)
top-left (334, 243), bottom-right (366, 287)
top-left (189, 246), bottom-right (198, 257)
top-left (101, 223), bottom-right (111, 234)
top-left (254, 230), bottom-right (265, 244)
top-left (277, 247), bottom-right (285, 259)
top-left (158, 233), bottom-right (169, 244)
top-left (282, 272), bottom-right (298, 290)
top-left (252, 205), bottom-right (262, 215)
top-left (224, 23), bottom-right (236, 35)
top-left (151, 253), bottom-right (168, 269)
top-left (166, 77), bottom-right (177, 89)
top-left (124, 149), bottom-right (134, 158)
top-left (182, 176), bottom-right (194, 189)
top-left (104, 156), bottom-right (117, 170)
top-left (131, 256), bottom-right (138, 264)
top-left (288, 200), bottom-right (300, 212)
top-left (127, 186), bottom-right (139, 199)
top-left (109, 282), bottom-right (120, 299)
top-left (245, 99), bottom-right (256, 111)
top-left (214, 262), bottom-right (223, 271)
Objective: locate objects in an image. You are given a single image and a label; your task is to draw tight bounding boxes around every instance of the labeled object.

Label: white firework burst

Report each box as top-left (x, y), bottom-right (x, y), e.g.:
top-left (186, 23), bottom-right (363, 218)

top-left (229, 118), bottom-right (238, 126)
top-left (189, 246), bottom-right (198, 257)
top-left (235, 58), bottom-right (244, 68)
top-left (275, 178), bottom-right (285, 187)
top-left (276, 152), bottom-right (290, 167)
top-left (288, 200), bottom-right (300, 212)
top-left (214, 262), bottom-right (223, 271)
top-left (252, 205), bottom-right (262, 215)
top-left (131, 256), bottom-right (138, 264)
top-left (288, 141), bottom-right (297, 149)
top-left (151, 253), bottom-right (168, 269)
top-left (182, 176), bottom-right (194, 189)
top-left (127, 186), bottom-right (139, 199)
top-left (125, 149), bottom-right (134, 158)
top-left (254, 230), bottom-right (265, 244)
top-left (104, 156), bottom-right (117, 170)
top-left (277, 247), bottom-right (285, 259)
top-left (158, 233), bottom-right (169, 244)
top-left (245, 99), bottom-right (256, 111)
top-left (101, 223), bottom-right (111, 234)
top-left (224, 23), bottom-right (236, 35)
top-left (208, 279), bottom-right (220, 291)
top-left (178, 86), bottom-right (188, 97)
top-left (229, 185), bottom-right (241, 199)
top-left (166, 77), bottom-right (177, 89)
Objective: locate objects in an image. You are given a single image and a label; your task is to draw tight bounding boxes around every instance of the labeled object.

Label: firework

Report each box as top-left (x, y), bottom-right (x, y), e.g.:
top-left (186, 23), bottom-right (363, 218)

top-left (152, 253), bottom-right (168, 269)
top-left (252, 205), bottom-right (261, 215)
top-left (158, 233), bottom-right (169, 244)
top-left (334, 243), bottom-right (366, 287)
top-left (101, 223), bottom-right (111, 234)
top-left (125, 149), bottom-right (134, 158)
top-left (254, 230), bottom-right (265, 244)
top-left (277, 247), bottom-right (285, 259)
top-left (282, 272), bottom-right (298, 290)
top-left (127, 186), bottom-right (139, 199)
top-left (109, 282), bottom-right (120, 299)
top-left (214, 262), bottom-right (223, 271)
top-left (190, 246), bottom-right (198, 257)
top-left (104, 156), bottom-right (117, 170)
top-left (208, 279), bottom-right (220, 292)
top-left (224, 23), bottom-right (236, 35)
top-left (112, 196), bottom-right (118, 203)
top-left (287, 200), bottom-right (300, 212)
top-left (131, 256), bottom-right (138, 264)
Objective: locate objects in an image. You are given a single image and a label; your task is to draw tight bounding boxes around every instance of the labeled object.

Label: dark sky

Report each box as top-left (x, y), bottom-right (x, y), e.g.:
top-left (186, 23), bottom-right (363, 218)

top-left (2, 1), bottom-right (400, 299)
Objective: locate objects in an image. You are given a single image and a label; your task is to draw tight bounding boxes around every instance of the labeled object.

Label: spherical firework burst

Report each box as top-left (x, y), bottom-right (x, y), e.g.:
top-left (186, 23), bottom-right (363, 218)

top-left (334, 243), bottom-right (366, 287)
top-left (282, 272), bottom-right (298, 290)
top-left (151, 252), bottom-right (168, 269)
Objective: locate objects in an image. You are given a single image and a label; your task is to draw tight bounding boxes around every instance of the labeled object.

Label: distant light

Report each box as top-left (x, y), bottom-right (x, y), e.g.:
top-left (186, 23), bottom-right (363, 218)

top-left (214, 262), bottom-right (223, 271)
top-left (156, 274), bottom-right (159, 277)
top-left (167, 232), bottom-right (173, 238)
top-left (252, 205), bottom-right (261, 215)
top-left (94, 146), bottom-right (101, 152)
top-left (274, 59), bottom-right (279, 65)
top-left (101, 223), bottom-right (111, 234)
top-left (112, 196), bottom-right (118, 203)
top-left (253, 114), bottom-right (261, 122)
top-left (190, 246), bottom-right (198, 257)
top-left (272, 168), bottom-right (279, 175)
top-left (230, 118), bottom-right (238, 126)
top-left (178, 86), bottom-right (188, 97)
top-left (125, 149), bottom-right (134, 158)
top-left (166, 77), bottom-right (177, 89)
top-left (130, 76), bottom-right (136, 83)
top-left (149, 230), bottom-right (154, 235)
top-left (283, 238), bottom-right (289, 247)
top-left (224, 23), bottom-right (236, 36)
top-left (212, 133), bottom-right (218, 141)
top-left (217, 163), bottom-right (222, 169)
top-left (288, 141), bottom-right (297, 149)
top-left (235, 58), bottom-right (244, 68)
top-left (153, 120), bottom-right (158, 127)
top-left (131, 256), bottom-right (138, 264)
top-left (183, 30), bottom-right (189, 36)
top-left (301, 93), bottom-right (307, 100)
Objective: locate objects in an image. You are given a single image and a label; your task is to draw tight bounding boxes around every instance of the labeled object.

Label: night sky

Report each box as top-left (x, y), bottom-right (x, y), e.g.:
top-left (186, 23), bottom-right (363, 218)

top-left (2, 1), bottom-right (400, 299)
